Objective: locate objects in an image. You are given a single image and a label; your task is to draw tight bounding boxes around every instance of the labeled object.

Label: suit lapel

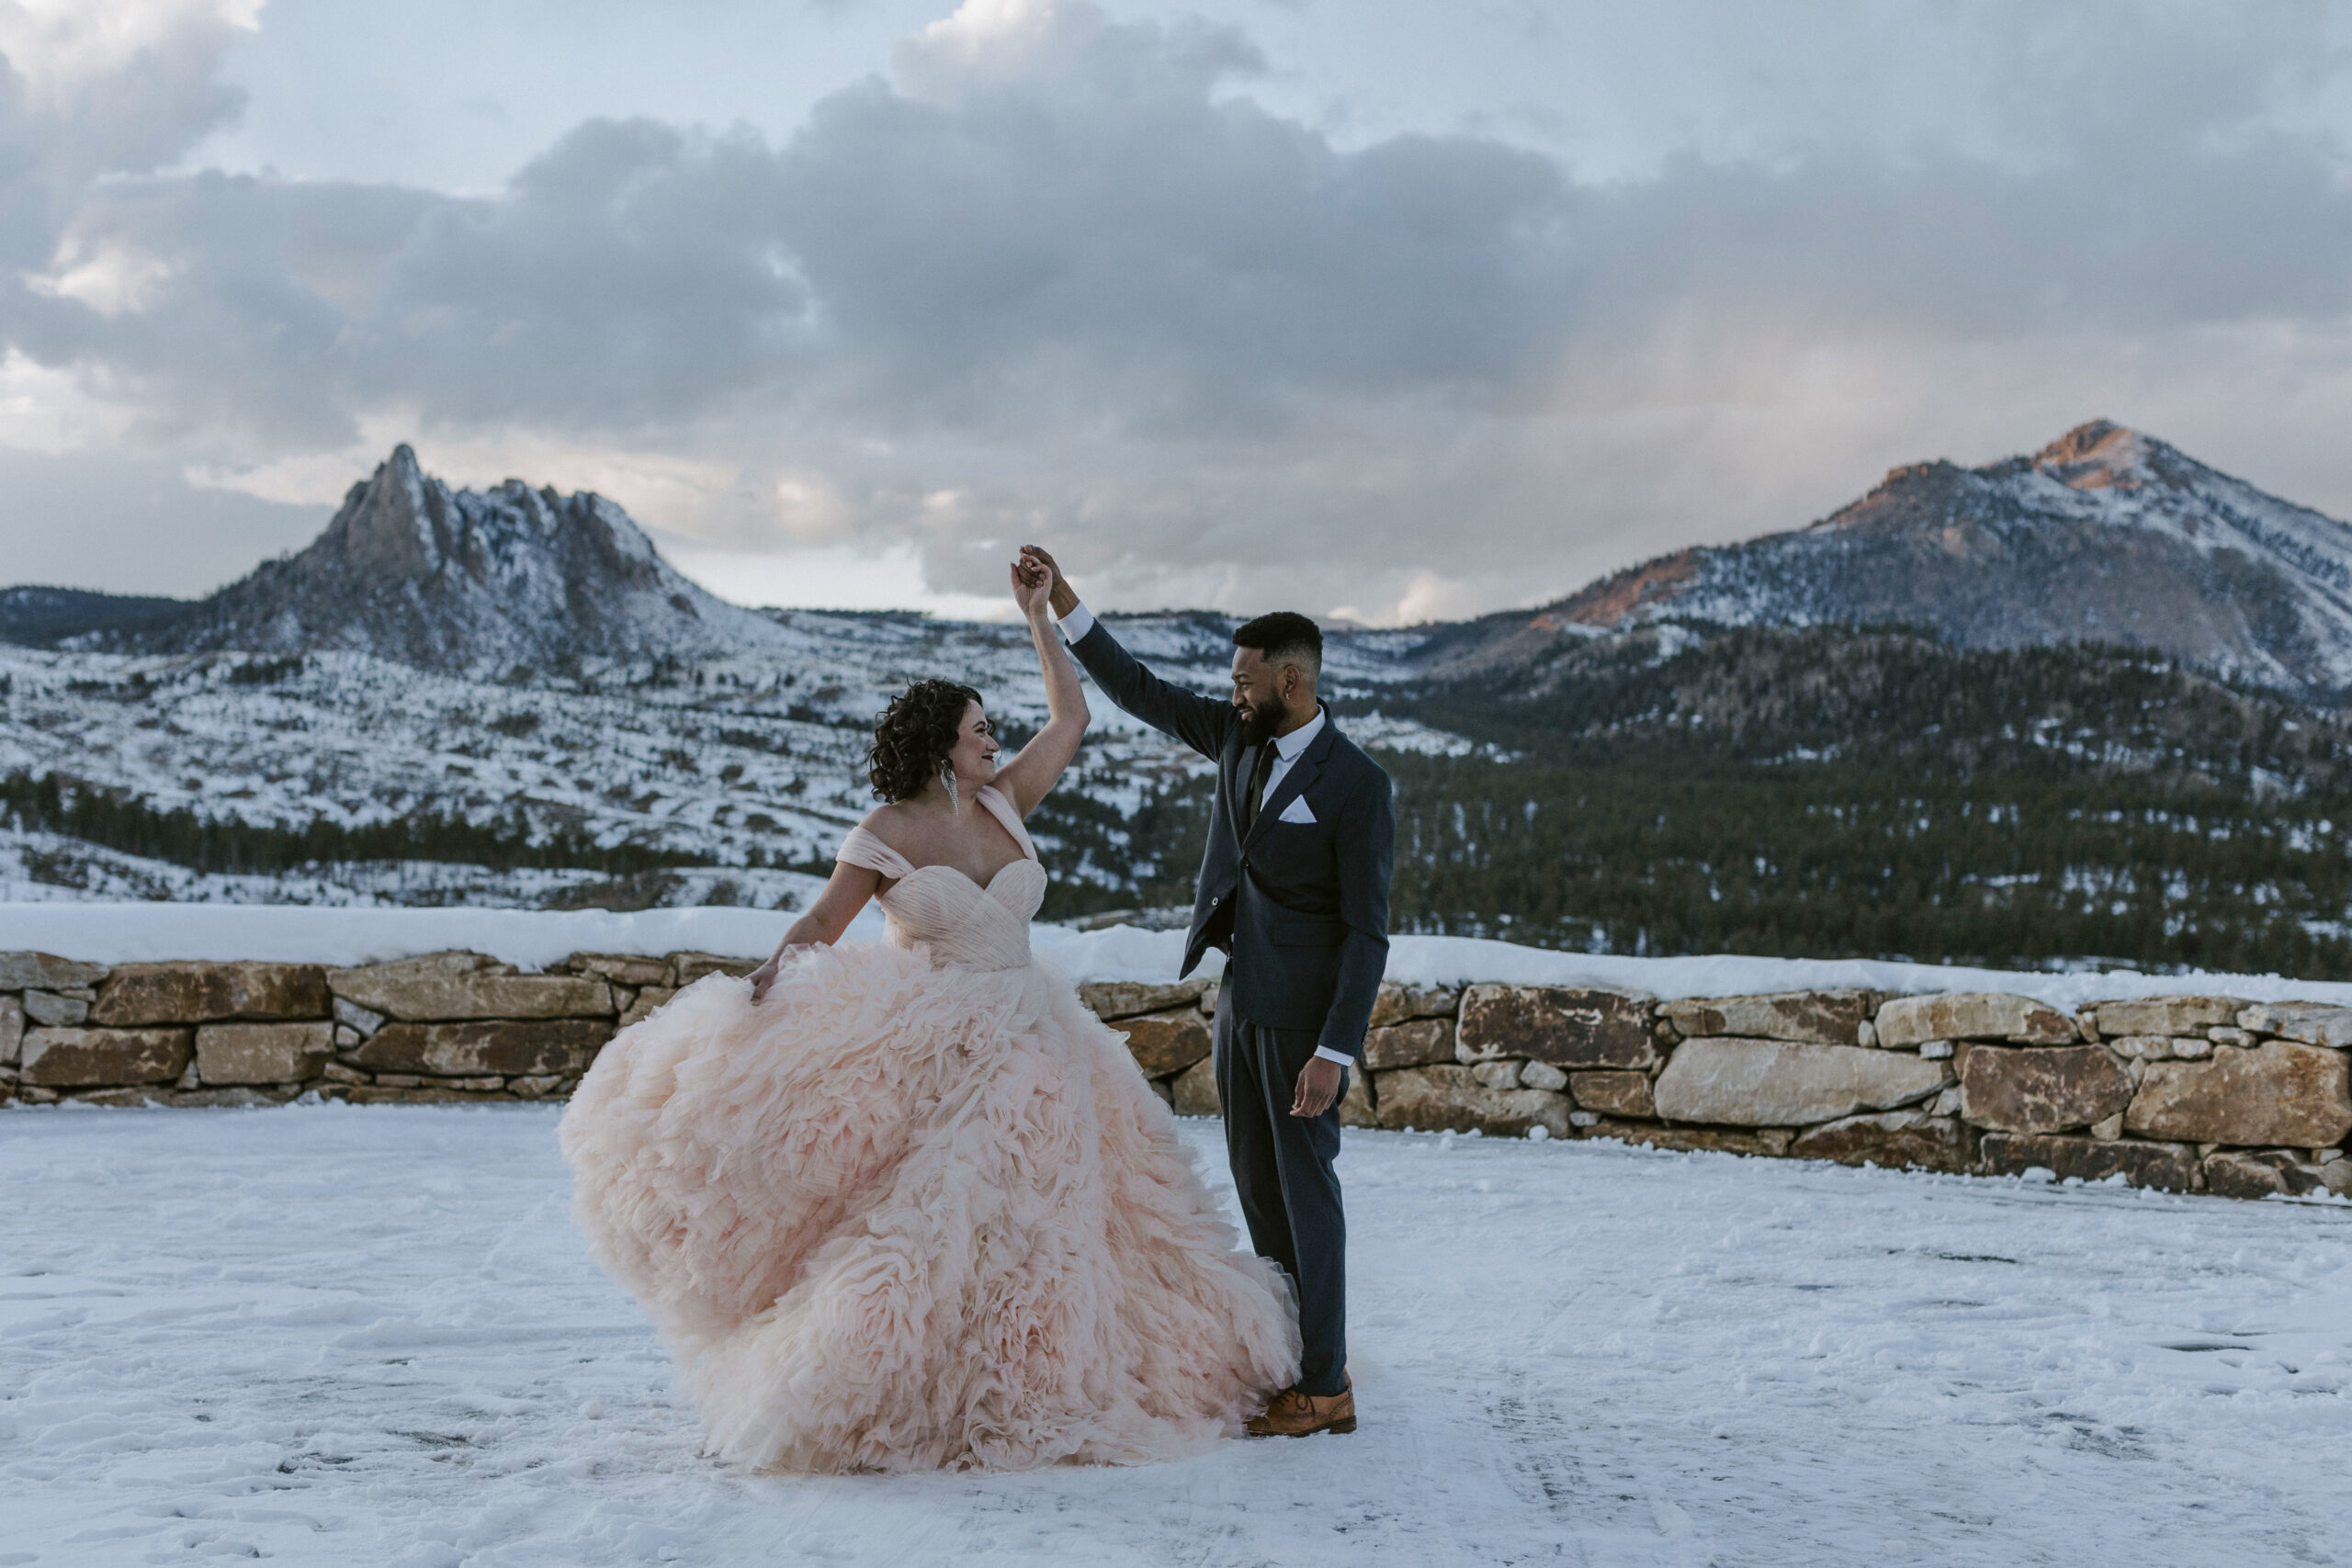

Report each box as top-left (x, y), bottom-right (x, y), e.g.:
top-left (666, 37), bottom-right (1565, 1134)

top-left (1242, 712), bottom-right (1337, 852)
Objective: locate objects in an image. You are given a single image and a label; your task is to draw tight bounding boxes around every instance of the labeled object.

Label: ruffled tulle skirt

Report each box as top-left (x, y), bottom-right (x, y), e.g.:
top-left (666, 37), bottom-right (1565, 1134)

top-left (558, 942), bottom-right (1300, 1472)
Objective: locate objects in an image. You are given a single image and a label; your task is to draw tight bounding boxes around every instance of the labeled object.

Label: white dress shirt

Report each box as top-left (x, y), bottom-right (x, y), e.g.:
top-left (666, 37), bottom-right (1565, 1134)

top-left (1058, 602), bottom-right (1357, 1072)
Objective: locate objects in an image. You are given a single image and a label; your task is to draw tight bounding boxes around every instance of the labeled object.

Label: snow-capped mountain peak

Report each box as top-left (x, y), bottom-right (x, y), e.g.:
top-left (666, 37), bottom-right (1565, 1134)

top-left (1534, 421), bottom-right (2352, 697)
top-left (126, 446), bottom-right (787, 672)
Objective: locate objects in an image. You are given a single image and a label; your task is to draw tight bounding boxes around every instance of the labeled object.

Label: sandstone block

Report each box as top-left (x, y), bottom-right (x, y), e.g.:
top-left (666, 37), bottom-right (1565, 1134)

top-left (1978, 1133), bottom-right (2198, 1190)
top-left (0, 996), bottom-right (21, 1066)
top-left (196, 1021), bottom-right (334, 1086)
top-left (2236, 1001), bottom-right (2352, 1049)
top-left (1368, 983), bottom-right (1463, 1029)
top-left (1652, 1038), bottom-right (1946, 1126)
top-left (1791, 1111), bottom-right (1973, 1173)
top-left (1340, 1067), bottom-right (1377, 1129)
top-left (352, 1019), bottom-right (611, 1077)
top-left (1363, 1017), bottom-right (1455, 1070)
top-left (510, 1074), bottom-right (565, 1098)
top-left (1373, 1066), bottom-right (1571, 1138)
top-left (19, 1027), bottom-right (193, 1087)
top-left (2106, 1034), bottom-right (2172, 1060)
top-left (0, 952), bottom-right (108, 989)
top-left (1578, 1119), bottom-right (1792, 1156)
top-left (667, 952), bottom-right (763, 984)
top-left (1079, 978), bottom-right (1212, 1021)
top-left (1470, 1061), bottom-right (1522, 1090)
top-left (92, 962), bottom-right (329, 1026)
top-left (1519, 1061), bottom-right (1569, 1092)
top-left (333, 997), bottom-right (386, 1038)
top-left (1661, 991), bottom-right (1872, 1045)
top-left (618, 987), bottom-right (678, 1029)
top-left (329, 962), bottom-right (612, 1021)
top-left (1170, 1055), bottom-right (1220, 1117)
top-left (1458, 986), bottom-right (1654, 1068)
top-left (2125, 1042), bottom-right (2352, 1147)
top-left (1957, 1044), bottom-right (2133, 1134)
top-left (1568, 1070), bottom-right (1655, 1118)
top-left (2201, 1149), bottom-right (2329, 1200)
top-left (1875, 992), bottom-right (2074, 1046)
top-left (2092, 996), bottom-right (2244, 1038)
top-left (22, 990), bottom-right (89, 1027)
top-left (563, 952), bottom-right (673, 987)
top-left (1112, 1008), bottom-right (1212, 1077)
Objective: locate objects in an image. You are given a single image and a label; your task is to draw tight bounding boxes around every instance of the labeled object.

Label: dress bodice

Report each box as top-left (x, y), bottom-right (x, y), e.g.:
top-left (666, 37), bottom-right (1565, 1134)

top-left (836, 787), bottom-right (1044, 972)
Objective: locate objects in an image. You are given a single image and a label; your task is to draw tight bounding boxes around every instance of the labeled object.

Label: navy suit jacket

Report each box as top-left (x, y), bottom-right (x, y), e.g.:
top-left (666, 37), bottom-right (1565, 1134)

top-left (1068, 618), bottom-right (1394, 1063)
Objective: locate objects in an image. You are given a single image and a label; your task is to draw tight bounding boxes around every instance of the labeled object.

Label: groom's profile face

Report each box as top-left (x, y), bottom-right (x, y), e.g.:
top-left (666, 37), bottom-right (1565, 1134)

top-left (1230, 647), bottom-right (1298, 746)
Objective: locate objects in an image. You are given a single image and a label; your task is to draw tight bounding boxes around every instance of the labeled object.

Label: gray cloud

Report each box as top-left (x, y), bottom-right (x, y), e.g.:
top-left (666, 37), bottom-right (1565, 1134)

top-left (8, 0), bottom-right (2352, 620)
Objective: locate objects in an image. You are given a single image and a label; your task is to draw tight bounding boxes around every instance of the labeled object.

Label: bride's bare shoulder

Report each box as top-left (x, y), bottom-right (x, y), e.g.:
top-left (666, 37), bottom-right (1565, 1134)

top-left (857, 804), bottom-right (922, 852)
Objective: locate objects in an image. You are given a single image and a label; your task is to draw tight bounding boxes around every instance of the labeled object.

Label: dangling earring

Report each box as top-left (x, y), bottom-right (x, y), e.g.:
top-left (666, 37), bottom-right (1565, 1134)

top-left (940, 761), bottom-right (958, 812)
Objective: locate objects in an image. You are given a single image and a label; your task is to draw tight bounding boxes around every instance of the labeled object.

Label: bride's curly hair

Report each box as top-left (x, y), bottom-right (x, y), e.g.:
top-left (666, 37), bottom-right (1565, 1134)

top-left (867, 678), bottom-right (985, 802)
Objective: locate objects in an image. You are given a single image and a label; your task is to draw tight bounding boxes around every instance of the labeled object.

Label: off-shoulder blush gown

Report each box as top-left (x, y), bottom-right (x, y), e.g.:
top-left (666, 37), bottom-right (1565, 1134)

top-left (559, 786), bottom-right (1301, 1472)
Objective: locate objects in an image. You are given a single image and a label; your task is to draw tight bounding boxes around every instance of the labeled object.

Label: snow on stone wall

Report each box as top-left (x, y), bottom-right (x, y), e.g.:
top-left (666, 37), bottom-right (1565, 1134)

top-left (6, 912), bottom-right (2351, 1201)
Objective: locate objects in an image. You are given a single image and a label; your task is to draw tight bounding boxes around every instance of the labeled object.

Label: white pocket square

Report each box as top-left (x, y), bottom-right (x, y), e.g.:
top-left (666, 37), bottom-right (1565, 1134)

top-left (1277, 795), bottom-right (1317, 825)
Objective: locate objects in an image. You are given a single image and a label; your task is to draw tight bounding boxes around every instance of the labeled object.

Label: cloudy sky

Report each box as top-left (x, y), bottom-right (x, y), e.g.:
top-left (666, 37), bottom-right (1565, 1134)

top-left (6, 0), bottom-right (2352, 622)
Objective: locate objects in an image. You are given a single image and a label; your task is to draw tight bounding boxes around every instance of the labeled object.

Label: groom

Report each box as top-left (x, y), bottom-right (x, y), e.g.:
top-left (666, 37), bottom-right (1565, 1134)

top-left (1020, 547), bottom-right (1393, 1438)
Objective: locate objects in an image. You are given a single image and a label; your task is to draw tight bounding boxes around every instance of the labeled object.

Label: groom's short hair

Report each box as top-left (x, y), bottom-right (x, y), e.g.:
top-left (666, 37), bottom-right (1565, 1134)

top-left (1233, 611), bottom-right (1322, 681)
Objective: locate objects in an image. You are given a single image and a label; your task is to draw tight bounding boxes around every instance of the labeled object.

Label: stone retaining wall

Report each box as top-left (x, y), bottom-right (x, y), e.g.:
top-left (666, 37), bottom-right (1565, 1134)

top-left (6, 950), bottom-right (2349, 1201)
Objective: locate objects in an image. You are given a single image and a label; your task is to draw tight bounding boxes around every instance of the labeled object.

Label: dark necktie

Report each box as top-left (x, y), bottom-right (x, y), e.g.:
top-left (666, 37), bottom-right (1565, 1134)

top-left (1240, 743), bottom-right (1274, 835)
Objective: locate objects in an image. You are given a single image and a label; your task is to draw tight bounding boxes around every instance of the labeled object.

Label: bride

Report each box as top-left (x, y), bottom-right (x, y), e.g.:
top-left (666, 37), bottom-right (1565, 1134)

top-left (559, 556), bottom-right (1299, 1473)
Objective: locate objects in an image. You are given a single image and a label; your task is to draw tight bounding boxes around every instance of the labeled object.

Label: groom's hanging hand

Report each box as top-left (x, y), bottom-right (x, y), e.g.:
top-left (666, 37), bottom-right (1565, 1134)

top-left (1292, 1055), bottom-right (1344, 1118)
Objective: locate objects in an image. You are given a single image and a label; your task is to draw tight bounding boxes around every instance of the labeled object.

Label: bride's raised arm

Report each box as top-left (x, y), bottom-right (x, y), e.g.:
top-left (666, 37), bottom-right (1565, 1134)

top-left (992, 554), bottom-right (1091, 818)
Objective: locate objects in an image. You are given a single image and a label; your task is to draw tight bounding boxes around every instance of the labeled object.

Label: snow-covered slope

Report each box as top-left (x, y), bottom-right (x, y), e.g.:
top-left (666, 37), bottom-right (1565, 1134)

top-left (0, 605), bottom-right (1467, 906)
top-left (1464, 422), bottom-right (2352, 697)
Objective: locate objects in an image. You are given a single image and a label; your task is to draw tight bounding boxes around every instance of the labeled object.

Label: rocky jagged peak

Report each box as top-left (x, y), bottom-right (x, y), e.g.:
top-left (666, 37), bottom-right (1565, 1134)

top-left (125, 446), bottom-right (786, 671)
top-left (321, 444), bottom-right (448, 581)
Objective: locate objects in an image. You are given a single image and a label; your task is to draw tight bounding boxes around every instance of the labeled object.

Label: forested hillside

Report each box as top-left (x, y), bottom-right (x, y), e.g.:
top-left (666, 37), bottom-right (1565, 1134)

top-left (1034, 625), bottom-right (2352, 976)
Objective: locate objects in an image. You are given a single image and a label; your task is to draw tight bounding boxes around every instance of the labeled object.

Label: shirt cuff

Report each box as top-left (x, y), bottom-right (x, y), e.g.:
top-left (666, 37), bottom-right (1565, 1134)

top-left (1313, 1045), bottom-right (1355, 1067)
top-left (1056, 602), bottom-right (1097, 643)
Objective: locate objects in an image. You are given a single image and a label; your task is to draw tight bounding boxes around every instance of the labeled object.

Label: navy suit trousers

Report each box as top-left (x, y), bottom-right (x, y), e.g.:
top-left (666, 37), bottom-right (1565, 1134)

top-left (1215, 1003), bottom-right (1349, 1397)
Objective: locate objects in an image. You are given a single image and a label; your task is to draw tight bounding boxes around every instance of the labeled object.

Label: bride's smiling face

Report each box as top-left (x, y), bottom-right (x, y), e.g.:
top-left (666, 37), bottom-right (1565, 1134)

top-left (946, 701), bottom-right (1001, 788)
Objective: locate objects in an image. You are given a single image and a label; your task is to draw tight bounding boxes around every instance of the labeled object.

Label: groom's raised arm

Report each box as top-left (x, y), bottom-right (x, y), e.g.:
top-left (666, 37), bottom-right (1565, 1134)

top-left (1024, 547), bottom-right (1235, 761)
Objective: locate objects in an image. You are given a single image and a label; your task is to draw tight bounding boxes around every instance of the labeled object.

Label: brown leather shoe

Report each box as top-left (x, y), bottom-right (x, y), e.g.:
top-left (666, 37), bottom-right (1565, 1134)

top-left (1246, 1380), bottom-right (1356, 1438)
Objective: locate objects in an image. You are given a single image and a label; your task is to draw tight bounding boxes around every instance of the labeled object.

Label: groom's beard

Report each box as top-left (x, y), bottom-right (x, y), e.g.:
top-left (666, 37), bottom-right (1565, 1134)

top-left (1238, 696), bottom-right (1290, 749)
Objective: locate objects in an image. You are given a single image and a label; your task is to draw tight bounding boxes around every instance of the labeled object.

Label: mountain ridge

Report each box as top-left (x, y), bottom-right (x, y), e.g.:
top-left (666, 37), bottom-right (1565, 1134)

top-left (1468, 420), bottom-right (2352, 699)
top-left (9, 423), bottom-right (2352, 702)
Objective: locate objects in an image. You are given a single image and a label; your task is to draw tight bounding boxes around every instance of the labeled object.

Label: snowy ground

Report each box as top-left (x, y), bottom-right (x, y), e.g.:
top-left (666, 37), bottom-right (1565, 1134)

top-left (6, 1108), bottom-right (2349, 1566)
